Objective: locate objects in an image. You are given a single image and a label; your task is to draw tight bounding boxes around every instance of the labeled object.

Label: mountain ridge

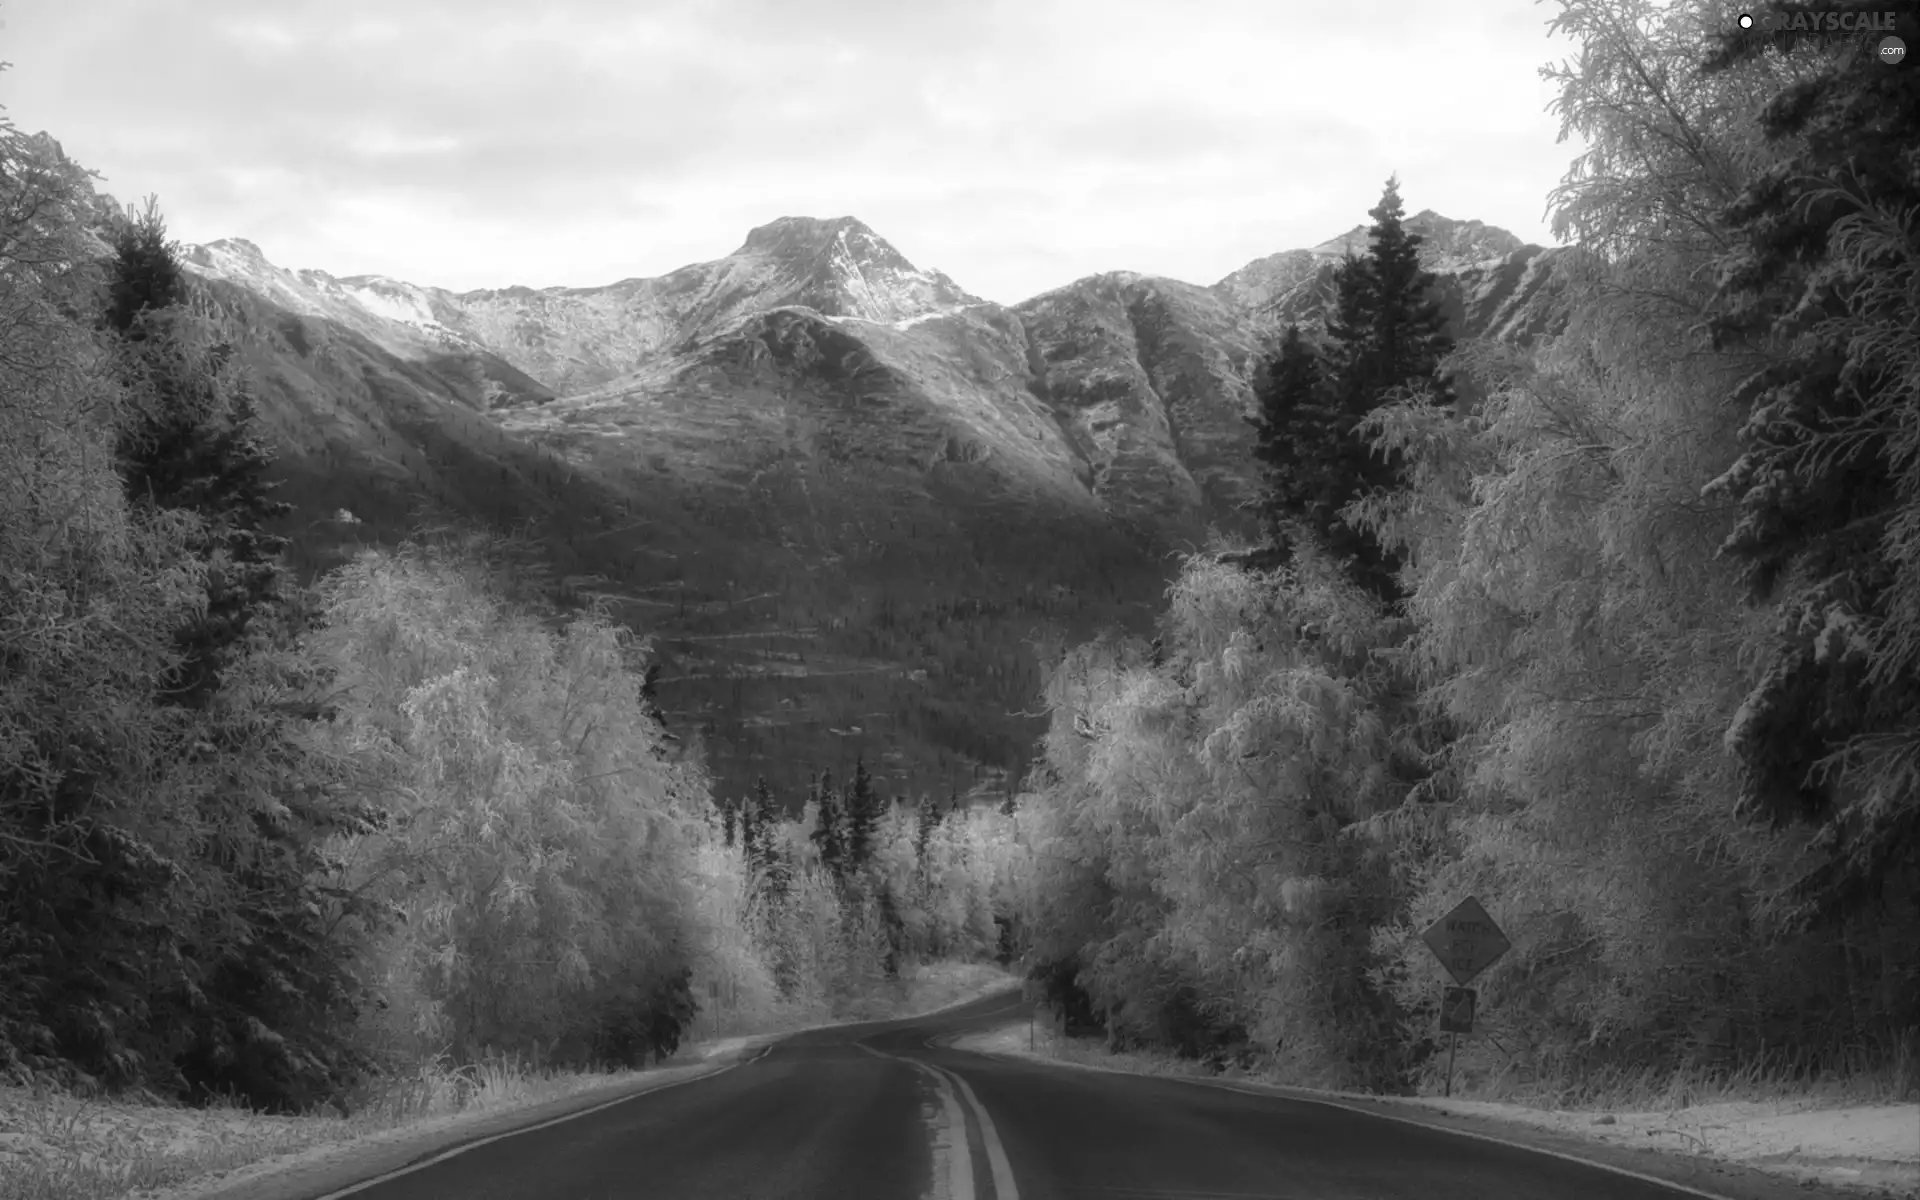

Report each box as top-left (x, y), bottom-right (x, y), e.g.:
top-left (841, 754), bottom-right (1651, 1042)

top-left (185, 208), bottom-right (1550, 362)
top-left (168, 203), bottom-right (1573, 803)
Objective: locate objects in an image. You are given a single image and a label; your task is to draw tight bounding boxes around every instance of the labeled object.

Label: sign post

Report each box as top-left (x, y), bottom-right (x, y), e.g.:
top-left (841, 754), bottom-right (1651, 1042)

top-left (1420, 897), bottom-right (1510, 1099)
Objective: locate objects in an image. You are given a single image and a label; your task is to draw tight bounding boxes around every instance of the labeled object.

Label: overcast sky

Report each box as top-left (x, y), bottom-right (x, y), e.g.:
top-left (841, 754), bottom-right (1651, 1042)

top-left (5, 0), bottom-right (1586, 305)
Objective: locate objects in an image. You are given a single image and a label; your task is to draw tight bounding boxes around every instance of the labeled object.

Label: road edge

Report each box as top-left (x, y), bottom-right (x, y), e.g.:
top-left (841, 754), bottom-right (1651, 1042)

top-left (945, 1038), bottom-right (1911, 1200)
top-left (148, 1046), bottom-right (770, 1200)
top-left (151, 978), bottom-right (1026, 1200)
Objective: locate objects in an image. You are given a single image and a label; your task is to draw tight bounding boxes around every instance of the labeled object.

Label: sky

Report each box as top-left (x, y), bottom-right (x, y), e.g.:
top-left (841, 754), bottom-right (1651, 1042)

top-left (3, 0), bottom-right (1589, 306)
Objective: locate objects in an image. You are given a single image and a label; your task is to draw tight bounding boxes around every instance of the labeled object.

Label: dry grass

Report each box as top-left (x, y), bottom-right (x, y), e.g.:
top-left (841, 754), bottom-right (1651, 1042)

top-left (0, 1054), bottom-right (683, 1200)
top-left (977, 1015), bottom-right (1918, 1115)
top-left (1437, 1024), bottom-right (1920, 1114)
top-left (0, 960), bottom-right (1017, 1200)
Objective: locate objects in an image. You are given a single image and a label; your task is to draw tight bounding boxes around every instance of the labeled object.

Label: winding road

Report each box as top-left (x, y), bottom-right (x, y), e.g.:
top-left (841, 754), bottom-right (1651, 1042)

top-left (305, 990), bottom-right (1826, 1200)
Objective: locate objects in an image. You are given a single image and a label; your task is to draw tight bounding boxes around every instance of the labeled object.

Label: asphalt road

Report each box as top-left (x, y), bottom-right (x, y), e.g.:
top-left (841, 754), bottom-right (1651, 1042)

top-left (321, 989), bottom-right (1756, 1200)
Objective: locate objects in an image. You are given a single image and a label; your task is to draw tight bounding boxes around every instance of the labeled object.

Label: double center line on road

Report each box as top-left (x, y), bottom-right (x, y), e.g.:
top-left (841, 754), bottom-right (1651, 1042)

top-left (858, 1039), bottom-right (1022, 1200)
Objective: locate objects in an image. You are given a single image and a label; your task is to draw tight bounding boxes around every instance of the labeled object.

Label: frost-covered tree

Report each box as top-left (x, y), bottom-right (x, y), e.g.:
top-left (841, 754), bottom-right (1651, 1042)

top-left (308, 534), bottom-right (707, 1068)
top-left (1699, 1), bottom-right (1920, 925)
top-left (0, 125), bottom-right (377, 1110)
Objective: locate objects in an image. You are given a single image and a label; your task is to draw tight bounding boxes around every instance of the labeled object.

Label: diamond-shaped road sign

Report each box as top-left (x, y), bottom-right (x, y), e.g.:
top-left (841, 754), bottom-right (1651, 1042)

top-left (1421, 896), bottom-right (1511, 985)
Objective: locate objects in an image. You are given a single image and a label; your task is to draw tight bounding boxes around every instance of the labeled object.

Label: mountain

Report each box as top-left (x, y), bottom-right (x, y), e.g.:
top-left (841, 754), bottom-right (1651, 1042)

top-left (1015, 272), bottom-right (1264, 524)
top-left (175, 205), bottom-right (1573, 805)
top-left (191, 216), bottom-right (983, 402)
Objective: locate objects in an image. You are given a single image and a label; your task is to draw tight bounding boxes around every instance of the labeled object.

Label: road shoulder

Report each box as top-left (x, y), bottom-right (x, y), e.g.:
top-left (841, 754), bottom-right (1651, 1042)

top-left (947, 1023), bottom-right (1918, 1200)
top-left (134, 1044), bottom-right (769, 1200)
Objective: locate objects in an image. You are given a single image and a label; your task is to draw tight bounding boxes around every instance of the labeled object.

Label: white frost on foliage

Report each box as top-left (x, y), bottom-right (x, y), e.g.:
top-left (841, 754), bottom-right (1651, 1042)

top-left (1812, 606), bottom-right (1861, 665)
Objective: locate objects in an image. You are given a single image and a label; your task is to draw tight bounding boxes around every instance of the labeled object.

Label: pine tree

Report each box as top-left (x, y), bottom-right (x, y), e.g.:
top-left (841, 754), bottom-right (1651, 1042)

top-left (11, 192), bottom-right (377, 1109)
top-left (104, 194), bottom-right (186, 338)
top-left (1249, 178), bottom-right (1455, 604)
top-left (1246, 323), bottom-right (1338, 545)
top-left (1322, 251), bottom-right (1376, 412)
top-left (1700, 14), bottom-right (1920, 924)
top-left (810, 769), bottom-right (846, 882)
top-left (1361, 177), bottom-right (1455, 410)
top-left (845, 755), bottom-right (880, 870)
top-left (105, 197), bottom-right (291, 709)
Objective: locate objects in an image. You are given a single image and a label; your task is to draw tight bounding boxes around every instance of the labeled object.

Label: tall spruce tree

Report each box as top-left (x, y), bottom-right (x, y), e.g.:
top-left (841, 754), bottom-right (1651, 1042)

top-left (106, 195), bottom-right (186, 336)
top-left (845, 755), bottom-right (880, 871)
top-left (1701, 9), bottom-right (1920, 925)
top-left (809, 769), bottom-right (847, 882)
top-left (1322, 250), bottom-right (1377, 413)
top-left (1249, 178), bottom-right (1455, 604)
top-left (1246, 323), bottom-right (1338, 544)
top-left (106, 197), bottom-right (291, 709)
top-left (77, 196), bottom-right (372, 1109)
top-left (1359, 177), bottom-right (1455, 410)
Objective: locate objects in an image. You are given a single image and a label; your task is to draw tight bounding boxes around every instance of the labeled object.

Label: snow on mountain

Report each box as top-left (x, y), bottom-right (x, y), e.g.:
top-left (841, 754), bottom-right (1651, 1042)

top-left (182, 238), bottom-right (483, 359)
top-left (183, 216), bottom-right (985, 398)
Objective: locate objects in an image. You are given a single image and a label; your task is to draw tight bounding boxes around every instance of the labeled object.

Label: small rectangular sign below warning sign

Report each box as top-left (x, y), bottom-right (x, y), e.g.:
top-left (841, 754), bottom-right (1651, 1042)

top-left (1439, 986), bottom-right (1476, 1034)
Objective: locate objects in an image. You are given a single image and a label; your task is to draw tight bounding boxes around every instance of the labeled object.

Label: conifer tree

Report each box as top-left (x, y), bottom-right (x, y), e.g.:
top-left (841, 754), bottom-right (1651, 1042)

top-left (1246, 323), bottom-right (1337, 544)
top-left (1250, 177), bottom-right (1455, 604)
top-left (809, 769), bottom-right (847, 882)
top-left (1359, 177), bottom-right (1455, 410)
top-left (845, 755), bottom-right (880, 870)
top-left (105, 194), bottom-right (186, 337)
top-left (1701, 13), bottom-right (1920, 923)
top-left (105, 197), bottom-right (291, 709)
top-left (17, 191), bottom-right (373, 1109)
top-left (1321, 251), bottom-right (1376, 413)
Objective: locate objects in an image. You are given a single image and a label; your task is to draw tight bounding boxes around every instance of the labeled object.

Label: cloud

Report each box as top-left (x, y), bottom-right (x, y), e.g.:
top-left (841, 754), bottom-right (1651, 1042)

top-left (2, 0), bottom-right (1584, 303)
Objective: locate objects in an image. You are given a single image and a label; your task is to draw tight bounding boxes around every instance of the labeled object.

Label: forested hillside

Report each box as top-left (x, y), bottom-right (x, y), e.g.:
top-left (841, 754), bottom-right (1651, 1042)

top-left (1013, 0), bottom-right (1920, 1101)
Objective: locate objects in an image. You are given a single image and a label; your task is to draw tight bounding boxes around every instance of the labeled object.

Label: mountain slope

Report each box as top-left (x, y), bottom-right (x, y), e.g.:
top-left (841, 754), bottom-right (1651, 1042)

top-left (180, 209), bottom-right (1572, 804)
top-left (1015, 272), bottom-right (1263, 531)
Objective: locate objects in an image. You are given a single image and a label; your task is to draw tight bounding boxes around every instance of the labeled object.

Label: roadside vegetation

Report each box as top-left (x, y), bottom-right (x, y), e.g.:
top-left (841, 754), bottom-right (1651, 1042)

top-left (1011, 0), bottom-right (1920, 1114)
